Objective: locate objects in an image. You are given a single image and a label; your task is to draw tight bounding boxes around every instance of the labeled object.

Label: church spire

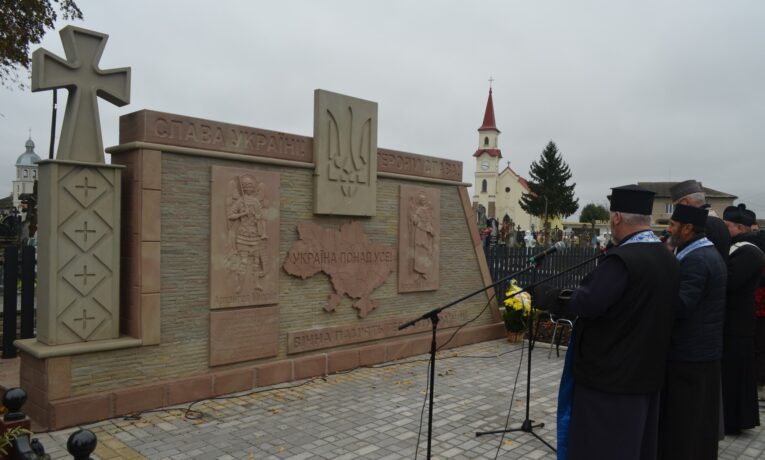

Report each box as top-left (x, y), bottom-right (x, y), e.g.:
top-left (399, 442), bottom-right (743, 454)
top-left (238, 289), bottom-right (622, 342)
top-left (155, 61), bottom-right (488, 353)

top-left (473, 83), bottom-right (502, 158)
top-left (478, 86), bottom-right (500, 133)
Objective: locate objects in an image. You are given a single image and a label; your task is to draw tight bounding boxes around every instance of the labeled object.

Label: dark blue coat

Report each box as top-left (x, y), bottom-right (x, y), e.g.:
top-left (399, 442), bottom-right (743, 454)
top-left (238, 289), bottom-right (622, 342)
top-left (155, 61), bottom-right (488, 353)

top-left (670, 243), bottom-right (727, 361)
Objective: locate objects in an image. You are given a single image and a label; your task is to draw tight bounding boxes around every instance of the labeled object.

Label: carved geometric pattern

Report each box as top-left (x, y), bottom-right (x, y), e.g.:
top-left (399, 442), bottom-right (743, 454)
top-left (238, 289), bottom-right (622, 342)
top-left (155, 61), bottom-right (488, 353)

top-left (37, 163), bottom-right (120, 346)
top-left (60, 300), bottom-right (108, 341)
top-left (62, 254), bottom-right (107, 296)
top-left (63, 168), bottom-right (108, 208)
top-left (61, 210), bottom-right (108, 252)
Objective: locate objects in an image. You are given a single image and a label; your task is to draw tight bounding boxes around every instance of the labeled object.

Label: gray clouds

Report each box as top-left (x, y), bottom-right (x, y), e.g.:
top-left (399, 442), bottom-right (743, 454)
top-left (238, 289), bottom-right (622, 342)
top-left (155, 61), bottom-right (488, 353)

top-left (1, 0), bottom-right (764, 215)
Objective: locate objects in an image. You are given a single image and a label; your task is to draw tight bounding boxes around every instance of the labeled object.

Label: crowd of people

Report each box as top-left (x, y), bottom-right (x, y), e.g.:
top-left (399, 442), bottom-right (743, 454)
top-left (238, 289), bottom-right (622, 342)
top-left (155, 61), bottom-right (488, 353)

top-left (534, 180), bottom-right (765, 460)
top-left (479, 218), bottom-right (607, 250)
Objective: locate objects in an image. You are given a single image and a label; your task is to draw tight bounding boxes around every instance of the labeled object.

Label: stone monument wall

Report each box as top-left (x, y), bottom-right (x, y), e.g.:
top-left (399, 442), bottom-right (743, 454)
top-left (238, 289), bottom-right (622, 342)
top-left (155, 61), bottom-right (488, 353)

top-left (19, 110), bottom-right (501, 429)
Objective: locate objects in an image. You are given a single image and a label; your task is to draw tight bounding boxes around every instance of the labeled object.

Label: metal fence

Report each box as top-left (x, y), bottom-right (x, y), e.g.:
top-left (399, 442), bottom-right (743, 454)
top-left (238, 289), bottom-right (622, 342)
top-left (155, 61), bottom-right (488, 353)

top-left (484, 245), bottom-right (600, 304)
top-left (1, 245), bottom-right (36, 359)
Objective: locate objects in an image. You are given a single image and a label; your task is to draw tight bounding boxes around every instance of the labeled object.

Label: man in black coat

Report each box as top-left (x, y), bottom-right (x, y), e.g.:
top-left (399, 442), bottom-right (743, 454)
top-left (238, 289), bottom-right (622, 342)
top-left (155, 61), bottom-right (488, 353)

top-left (722, 203), bottom-right (765, 435)
top-left (670, 179), bottom-right (731, 262)
top-left (535, 185), bottom-right (679, 460)
top-left (670, 179), bottom-right (732, 441)
top-left (749, 222), bottom-right (765, 400)
top-left (658, 205), bottom-right (726, 459)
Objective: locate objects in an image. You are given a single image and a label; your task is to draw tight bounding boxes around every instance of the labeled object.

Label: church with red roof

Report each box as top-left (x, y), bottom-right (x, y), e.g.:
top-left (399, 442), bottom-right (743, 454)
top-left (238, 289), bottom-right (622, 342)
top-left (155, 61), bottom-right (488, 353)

top-left (472, 86), bottom-right (541, 232)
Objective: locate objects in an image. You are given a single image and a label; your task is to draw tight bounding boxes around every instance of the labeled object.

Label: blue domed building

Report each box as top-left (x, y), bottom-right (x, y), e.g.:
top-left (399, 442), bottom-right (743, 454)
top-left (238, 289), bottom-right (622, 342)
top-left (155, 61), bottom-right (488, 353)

top-left (13, 136), bottom-right (41, 213)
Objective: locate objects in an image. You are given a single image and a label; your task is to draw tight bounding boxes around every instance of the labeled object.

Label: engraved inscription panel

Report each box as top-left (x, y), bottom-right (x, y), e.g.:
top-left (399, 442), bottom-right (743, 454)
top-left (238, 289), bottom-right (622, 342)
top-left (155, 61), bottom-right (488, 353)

top-left (118, 110), bottom-right (463, 182)
top-left (288, 309), bottom-right (472, 354)
top-left (313, 90), bottom-right (378, 216)
top-left (378, 149), bottom-right (462, 182)
top-left (210, 306), bottom-right (279, 366)
top-left (283, 221), bottom-right (395, 318)
top-left (210, 166), bottom-right (280, 308)
top-left (399, 185), bottom-right (440, 293)
top-left (119, 110), bottom-right (313, 163)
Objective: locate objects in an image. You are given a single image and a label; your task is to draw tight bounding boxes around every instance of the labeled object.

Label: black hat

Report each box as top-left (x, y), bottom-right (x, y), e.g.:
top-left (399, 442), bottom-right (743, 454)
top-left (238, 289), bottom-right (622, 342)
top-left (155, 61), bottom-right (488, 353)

top-left (723, 203), bottom-right (756, 226)
top-left (608, 184), bottom-right (655, 215)
top-left (744, 208), bottom-right (757, 223)
top-left (671, 204), bottom-right (708, 228)
top-left (669, 180), bottom-right (703, 201)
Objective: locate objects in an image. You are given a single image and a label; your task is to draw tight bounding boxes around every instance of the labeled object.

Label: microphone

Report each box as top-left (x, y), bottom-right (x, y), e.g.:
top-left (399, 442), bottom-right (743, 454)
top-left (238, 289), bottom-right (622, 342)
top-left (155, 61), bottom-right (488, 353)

top-left (528, 240), bottom-right (566, 264)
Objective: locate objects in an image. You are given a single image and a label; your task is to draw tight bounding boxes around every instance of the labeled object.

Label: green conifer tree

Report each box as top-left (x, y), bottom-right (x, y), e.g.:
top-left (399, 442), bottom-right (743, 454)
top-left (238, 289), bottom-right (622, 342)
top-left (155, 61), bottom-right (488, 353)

top-left (519, 141), bottom-right (579, 227)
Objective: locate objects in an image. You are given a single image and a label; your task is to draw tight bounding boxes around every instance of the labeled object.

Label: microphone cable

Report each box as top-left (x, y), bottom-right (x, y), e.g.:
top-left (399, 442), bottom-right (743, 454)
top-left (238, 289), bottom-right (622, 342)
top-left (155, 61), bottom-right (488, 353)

top-left (413, 286), bottom-right (534, 458)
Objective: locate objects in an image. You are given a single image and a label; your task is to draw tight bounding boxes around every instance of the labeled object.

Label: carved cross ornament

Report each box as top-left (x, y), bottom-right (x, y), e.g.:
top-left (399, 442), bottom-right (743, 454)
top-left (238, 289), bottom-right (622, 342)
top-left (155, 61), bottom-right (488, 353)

top-left (31, 26), bottom-right (131, 164)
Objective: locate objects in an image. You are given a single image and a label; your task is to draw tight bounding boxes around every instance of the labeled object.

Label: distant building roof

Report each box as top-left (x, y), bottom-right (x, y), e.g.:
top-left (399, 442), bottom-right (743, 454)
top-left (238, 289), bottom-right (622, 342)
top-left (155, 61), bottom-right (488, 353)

top-left (500, 164), bottom-right (532, 192)
top-left (637, 182), bottom-right (737, 200)
top-left (473, 148), bottom-right (502, 158)
top-left (0, 194), bottom-right (13, 210)
top-left (16, 136), bottom-right (41, 166)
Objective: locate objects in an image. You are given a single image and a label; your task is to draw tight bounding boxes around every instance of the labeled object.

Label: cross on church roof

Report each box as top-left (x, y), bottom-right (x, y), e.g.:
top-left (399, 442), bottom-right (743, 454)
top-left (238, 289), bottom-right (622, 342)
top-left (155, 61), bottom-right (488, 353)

top-left (31, 26), bottom-right (130, 164)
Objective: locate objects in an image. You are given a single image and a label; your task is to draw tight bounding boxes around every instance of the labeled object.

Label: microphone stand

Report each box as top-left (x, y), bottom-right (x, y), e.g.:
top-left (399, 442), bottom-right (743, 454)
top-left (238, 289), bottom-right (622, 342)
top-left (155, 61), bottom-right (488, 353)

top-left (475, 248), bottom-right (608, 451)
top-left (399, 256), bottom-right (547, 459)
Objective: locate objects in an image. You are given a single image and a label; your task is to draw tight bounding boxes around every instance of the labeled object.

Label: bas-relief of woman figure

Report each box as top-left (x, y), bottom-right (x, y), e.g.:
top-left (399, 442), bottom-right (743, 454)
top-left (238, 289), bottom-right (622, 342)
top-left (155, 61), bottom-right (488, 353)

top-left (410, 192), bottom-right (435, 281)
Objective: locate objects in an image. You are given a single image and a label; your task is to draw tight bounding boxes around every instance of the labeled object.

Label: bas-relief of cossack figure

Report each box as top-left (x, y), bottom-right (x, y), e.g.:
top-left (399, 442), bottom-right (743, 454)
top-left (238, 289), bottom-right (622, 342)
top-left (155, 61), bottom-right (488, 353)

top-left (224, 174), bottom-right (269, 292)
top-left (210, 166), bottom-right (279, 309)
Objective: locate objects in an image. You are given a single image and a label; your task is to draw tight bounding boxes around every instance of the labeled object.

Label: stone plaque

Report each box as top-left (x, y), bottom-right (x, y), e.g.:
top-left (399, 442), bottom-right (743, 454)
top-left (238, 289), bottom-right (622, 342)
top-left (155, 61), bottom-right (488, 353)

top-left (399, 185), bottom-right (440, 292)
top-left (210, 166), bottom-right (279, 308)
top-left (313, 90), bottom-right (377, 216)
top-left (378, 148), bottom-right (462, 182)
top-left (210, 306), bottom-right (279, 366)
top-left (283, 221), bottom-right (395, 318)
top-left (119, 110), bottom-right (312, 163)
top-left (288, 309), bottom-right (472, 354)
top-left (117, 110), bottom-right (465, 183)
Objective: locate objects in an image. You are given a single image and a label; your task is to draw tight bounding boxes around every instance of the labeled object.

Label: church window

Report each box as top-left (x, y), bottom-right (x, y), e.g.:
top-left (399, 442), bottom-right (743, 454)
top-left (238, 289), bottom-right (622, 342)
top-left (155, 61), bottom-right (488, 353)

top-left (32, 170), bottom-right (36, 179)
top-left (481, 179), bottom-right (487, 193)
top-left (505, 186), bottom-right (510, 193)
top-left (484, 136), bottom-right (489, 146)
top-left (23, 169), bottom-right (28, 178)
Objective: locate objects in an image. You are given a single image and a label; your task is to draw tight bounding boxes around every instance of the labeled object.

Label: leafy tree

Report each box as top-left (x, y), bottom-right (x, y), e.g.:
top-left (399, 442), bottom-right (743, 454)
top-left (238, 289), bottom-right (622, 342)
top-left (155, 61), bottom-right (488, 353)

top-left (519, 141), bottom-right (579, 227)
top-left (0, 0), bottom-right (83, 89)
top-left (579, 203), bottom-right (609, 230)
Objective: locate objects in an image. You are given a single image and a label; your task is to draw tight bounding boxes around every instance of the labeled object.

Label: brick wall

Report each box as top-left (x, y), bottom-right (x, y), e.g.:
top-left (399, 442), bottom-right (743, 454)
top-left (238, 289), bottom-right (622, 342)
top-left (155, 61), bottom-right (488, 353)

top-left (68, 153), bottom-right (493, 395)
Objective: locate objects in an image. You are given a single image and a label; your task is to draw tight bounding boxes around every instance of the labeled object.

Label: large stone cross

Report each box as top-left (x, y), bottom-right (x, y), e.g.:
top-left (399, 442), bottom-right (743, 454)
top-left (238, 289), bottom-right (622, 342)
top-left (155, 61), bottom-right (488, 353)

top-left (32, 26), bottom-right (130, 164)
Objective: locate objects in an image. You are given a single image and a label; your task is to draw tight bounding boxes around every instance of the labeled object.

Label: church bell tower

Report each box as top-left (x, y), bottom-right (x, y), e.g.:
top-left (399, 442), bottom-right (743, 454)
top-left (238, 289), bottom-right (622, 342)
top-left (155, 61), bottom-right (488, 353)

top-left (472, 84), bottom-right (502, 218)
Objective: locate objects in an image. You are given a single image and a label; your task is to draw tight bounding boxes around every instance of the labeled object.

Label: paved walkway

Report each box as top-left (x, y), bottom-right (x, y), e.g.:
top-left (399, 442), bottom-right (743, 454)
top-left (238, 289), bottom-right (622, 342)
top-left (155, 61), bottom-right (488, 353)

top-left (29, 339), bottom-right (765, 459)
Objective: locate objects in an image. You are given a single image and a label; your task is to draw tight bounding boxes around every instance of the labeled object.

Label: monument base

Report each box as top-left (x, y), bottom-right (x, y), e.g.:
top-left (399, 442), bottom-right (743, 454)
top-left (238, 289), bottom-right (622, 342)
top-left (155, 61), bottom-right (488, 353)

top-left (18, 323), bottom-right (503, 430)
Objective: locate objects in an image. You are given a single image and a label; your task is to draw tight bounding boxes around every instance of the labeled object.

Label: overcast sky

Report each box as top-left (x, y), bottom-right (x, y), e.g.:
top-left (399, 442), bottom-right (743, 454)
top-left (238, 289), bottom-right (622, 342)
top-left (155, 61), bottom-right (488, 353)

top-left (1, 0), bottom-right (764, 219)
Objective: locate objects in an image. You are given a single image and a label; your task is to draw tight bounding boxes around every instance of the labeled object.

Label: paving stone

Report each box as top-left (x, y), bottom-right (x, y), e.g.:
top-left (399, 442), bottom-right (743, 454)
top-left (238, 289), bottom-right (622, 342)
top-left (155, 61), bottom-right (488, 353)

top-left (28, 340), bottom-right (765, 459)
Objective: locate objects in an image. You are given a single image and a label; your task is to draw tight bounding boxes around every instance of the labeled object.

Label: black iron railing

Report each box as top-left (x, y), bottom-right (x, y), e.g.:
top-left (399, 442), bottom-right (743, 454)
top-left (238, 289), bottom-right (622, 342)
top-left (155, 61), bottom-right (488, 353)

top-left (484, 245), bottom-right (599, 304)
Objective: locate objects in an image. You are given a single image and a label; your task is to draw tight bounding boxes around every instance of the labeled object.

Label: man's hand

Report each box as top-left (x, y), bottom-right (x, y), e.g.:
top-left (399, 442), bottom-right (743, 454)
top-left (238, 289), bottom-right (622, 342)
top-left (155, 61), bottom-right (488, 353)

top-left (533, 284), bottom-right (563, 314)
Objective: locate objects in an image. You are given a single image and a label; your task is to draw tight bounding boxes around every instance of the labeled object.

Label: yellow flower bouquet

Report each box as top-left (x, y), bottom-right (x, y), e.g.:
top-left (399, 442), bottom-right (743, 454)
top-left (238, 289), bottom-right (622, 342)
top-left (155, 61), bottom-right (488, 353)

top-left (503, 279), bottom-right (533, 332)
